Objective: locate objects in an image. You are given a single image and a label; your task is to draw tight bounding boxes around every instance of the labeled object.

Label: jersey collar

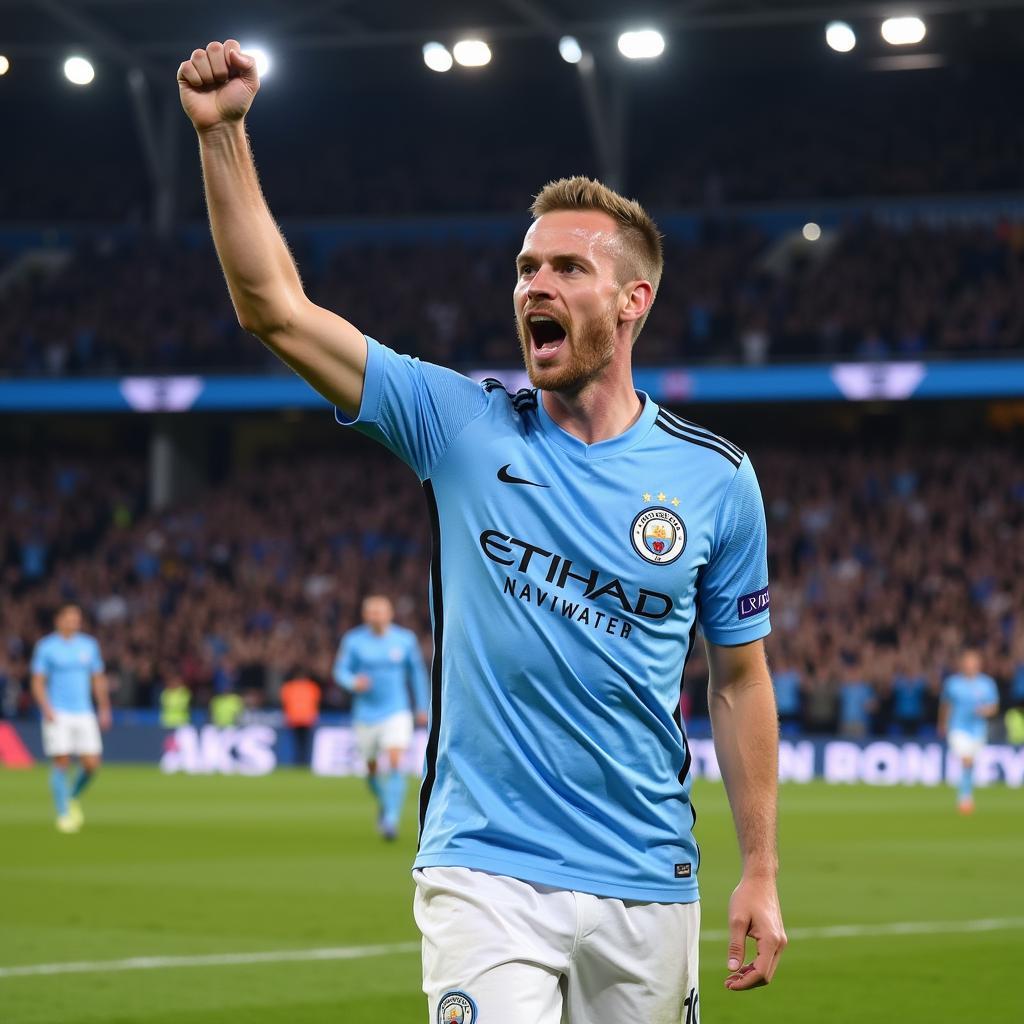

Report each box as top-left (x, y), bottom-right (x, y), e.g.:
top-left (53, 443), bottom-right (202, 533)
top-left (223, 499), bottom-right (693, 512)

top-left (535, 390), bottom-right (659, 460)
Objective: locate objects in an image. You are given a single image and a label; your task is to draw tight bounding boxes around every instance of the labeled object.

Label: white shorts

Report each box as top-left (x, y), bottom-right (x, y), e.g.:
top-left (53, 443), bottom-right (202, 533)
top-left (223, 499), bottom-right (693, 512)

top-left (948, 731), bottom-right (984, 760)
top-left (354, 711), bottom-right (414, 764)
top-left (42, 711), bottom-right (102, 758)
top-left (414, 866), bottom-right (700, 1024)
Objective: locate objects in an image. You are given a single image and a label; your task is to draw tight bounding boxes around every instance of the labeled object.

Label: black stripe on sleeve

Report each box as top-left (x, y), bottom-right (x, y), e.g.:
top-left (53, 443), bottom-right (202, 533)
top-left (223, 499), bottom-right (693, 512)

top-left (657, 408), bottom-right (744, 460)
top-left (417, 480), bottom-right (445, 845)
top-left (655, 415), bottom-right (742, 468)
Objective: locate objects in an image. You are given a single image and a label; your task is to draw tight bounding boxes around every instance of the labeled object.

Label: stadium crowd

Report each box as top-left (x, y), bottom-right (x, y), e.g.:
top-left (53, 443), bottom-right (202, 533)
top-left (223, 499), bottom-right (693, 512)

top-left (3, 440), bottom-right (1023, 737)
top-left (5, 219), bottom-right (1024, 375)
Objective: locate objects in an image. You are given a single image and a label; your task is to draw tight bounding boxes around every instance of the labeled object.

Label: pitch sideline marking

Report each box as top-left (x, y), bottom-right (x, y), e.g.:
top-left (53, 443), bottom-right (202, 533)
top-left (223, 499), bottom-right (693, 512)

top-left (2, 918), bottom-right (1023, 980)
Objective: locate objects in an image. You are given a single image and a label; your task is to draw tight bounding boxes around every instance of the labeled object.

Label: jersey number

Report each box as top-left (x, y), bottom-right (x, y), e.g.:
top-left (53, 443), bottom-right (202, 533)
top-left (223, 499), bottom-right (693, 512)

top-left (684, 987), bottom-right (699, 1024)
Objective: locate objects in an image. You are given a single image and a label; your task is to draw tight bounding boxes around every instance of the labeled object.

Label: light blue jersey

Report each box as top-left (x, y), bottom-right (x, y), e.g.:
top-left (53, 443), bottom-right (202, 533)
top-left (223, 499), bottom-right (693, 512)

top-left (334, 624), bottom-right (429, 724)
top-left (338, 337), bottom-right (771, 903)
top-left (31, 632), bottom-right (103, 714)
top-left (839, 681), bottom-right (874, 727)
top-left (943, 673), bottom-right (999, 740)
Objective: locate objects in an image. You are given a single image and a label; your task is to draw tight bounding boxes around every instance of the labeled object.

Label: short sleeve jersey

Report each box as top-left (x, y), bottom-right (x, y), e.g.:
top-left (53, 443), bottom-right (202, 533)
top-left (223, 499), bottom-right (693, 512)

top-left (338, 336), bottom-right (771, 903)
top-left (942, 673), bottom-right (999, 740)
top-left (30, 632), bottom-right (103, 714)
top-left (334, 624), bottom-right (429, 724)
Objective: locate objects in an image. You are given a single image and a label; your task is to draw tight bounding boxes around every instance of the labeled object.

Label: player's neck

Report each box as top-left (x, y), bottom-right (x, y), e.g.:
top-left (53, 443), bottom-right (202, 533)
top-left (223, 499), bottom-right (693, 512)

top-left (541, 359), bottom-right (642, 446)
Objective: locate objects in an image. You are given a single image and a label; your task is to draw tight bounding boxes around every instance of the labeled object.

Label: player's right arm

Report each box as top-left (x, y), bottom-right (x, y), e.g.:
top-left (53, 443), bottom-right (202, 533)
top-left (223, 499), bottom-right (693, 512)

top-left (177, 40), bottom-right (366, 417)
top-left (30, 673), bottom-right (54, 722)
top-left (937, 677), bottom-right (951, 737)
top-left (333, 635), bottom-right (371, 693)
top-left (29, 641), bottom-right (55, 722)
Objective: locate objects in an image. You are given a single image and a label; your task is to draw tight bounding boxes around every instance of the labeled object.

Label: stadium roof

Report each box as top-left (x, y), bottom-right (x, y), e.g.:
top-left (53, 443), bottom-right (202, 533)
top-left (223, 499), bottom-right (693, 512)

top-left (5, 0), bottom-right (1024, 63)
top-left (6, 0), bottom-right (1024, 233)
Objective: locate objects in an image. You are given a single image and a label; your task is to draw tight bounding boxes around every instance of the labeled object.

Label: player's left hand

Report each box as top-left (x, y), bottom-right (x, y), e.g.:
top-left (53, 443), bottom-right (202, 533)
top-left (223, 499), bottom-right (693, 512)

top-left (99, 707), bottom-right (113, 730)
top-left (724, 874), bottom-right (787, 991)
top-left (415, 711), bottom-right (428, 728)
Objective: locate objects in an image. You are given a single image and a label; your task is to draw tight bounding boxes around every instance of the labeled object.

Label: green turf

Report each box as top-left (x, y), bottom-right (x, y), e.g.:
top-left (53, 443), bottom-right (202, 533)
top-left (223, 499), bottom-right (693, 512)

top-left (0, 767), bottom-right (1019, 1023)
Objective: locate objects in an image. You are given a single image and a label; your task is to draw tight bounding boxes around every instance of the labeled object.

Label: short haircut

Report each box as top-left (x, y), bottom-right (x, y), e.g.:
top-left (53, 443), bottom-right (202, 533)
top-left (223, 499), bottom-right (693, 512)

top-left (531, 176), bottom-right (664, 338)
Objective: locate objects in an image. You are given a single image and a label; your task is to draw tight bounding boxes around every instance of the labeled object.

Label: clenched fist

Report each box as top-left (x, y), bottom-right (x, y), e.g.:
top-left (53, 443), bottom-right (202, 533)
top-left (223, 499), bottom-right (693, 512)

top-left (177, 39), bottom-right (259, 132)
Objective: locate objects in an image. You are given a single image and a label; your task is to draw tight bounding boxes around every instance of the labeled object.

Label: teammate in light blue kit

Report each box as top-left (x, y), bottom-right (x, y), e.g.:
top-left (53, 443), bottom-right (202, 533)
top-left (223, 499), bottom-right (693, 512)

top-left (187, 48), bottom-right (787, 1019)
top-left (30, 604), bottom-right (111, 833)
top-left (939, 648), bottom-right (1000, 813)
top-left (334, 594), bottom-right (428, 839)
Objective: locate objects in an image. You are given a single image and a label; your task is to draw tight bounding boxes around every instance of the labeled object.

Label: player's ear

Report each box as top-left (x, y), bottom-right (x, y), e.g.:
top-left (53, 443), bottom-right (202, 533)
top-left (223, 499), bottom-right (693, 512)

top-left (618, 279), bottom-right (654, 328)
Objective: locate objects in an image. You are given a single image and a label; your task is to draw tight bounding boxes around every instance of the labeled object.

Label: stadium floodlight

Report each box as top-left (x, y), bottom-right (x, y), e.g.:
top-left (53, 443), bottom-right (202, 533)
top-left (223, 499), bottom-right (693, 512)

top-left (453, 39), bottom-right (491, 67)
top-left (423, 42), bottom-right (454, 73)
top-left (825, 21), bottom-right (857, 53)
top-left (63, 56), bottom-right (95, 86)
top-left (803, 222), bottom-right (823, 242)
top-left (559, 36), bottom-right (583, 64)
top-left (0, 55), bottom-right (9, 77)
top-left (617, 29), bottom-right (665, 60)
top-left (239, 44), bottom-right (272, 78)
top-left (881, 16), bottom-right (927, 45)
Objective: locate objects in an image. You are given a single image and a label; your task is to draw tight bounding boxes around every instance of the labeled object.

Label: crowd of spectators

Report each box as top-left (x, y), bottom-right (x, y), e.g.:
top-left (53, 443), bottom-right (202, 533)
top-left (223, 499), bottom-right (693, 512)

top-left (3, 438), bottom-right (1024, 739)
top-left (6, 218), bottom-right (1024, 376)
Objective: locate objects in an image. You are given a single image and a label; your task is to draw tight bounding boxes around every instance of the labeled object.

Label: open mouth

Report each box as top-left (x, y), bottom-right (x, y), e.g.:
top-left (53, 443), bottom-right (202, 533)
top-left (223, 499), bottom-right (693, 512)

top-left (527, 314), bottom-right (568, 358)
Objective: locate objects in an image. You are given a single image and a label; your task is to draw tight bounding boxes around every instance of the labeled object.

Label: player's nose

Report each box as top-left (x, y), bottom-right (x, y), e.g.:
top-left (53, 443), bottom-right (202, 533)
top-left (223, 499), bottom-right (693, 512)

top-left (525, 263), bottom-right (557, 299)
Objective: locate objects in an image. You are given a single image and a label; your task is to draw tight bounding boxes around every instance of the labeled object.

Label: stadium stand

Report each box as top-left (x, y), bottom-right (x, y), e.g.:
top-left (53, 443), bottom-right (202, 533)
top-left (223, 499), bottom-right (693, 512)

top-left (5, 219), bottom-right (1024, 375)
top-left (3, 439), bottom-right (1022, 737)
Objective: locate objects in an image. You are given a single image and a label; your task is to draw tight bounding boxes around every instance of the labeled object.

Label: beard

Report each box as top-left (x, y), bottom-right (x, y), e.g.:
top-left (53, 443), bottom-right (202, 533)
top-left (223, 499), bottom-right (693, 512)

top-left (517, 305), bottom-right (618, 393)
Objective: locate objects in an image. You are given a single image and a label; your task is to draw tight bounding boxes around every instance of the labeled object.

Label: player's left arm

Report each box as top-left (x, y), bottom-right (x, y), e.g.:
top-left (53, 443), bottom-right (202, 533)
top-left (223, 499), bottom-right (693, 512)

top-left (90, 641), bottom-right (112, 729)
top-left (407, 632), bottom-right (430, 727)
top-left (707, 636), bottom-right (787, 991)
top-left (92, 672), bottom-right (112, 729)
top-left (978, 678), bottom-right (1000, 718)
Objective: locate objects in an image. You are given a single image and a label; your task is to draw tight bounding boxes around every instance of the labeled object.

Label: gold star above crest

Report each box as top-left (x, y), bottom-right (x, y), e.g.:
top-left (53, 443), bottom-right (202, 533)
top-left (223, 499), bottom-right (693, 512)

top-left (671, 497), bottom-right (681, 507)
top-left (642, 492), bottom-right (652, 502)
top-left (657, 492), bottom-right (667, 502)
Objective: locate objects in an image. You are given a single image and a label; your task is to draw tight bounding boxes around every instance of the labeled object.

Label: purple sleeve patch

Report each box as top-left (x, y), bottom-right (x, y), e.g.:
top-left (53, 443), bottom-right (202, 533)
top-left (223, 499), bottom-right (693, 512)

top-left (737, 587), bottom-right (770, 619)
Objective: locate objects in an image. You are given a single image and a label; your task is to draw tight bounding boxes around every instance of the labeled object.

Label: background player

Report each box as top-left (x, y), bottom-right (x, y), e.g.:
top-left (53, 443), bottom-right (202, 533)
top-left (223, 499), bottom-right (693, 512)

top-left (333, 595), bottom-right (428, 839)
top-left (938, 648), bottom-right (999, 814)
top-left (29, 604), bottom-right (110, 833)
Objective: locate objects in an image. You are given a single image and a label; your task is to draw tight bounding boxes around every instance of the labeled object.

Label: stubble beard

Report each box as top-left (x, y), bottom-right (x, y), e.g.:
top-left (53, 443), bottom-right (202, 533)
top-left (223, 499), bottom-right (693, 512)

top-left (517, 306), bottom-right (618, 394)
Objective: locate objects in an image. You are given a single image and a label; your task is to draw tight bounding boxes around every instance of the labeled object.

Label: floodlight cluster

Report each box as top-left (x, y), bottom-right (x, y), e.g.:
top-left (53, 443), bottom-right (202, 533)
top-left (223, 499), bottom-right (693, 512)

top-left (422, 28), bottom-right (667, 72)
top-left (826, 16), bottom-right (928, 53)
top-left (423, 38), bottom-right (492, 72)
top-left (0, 15), bottom-right (938, 85)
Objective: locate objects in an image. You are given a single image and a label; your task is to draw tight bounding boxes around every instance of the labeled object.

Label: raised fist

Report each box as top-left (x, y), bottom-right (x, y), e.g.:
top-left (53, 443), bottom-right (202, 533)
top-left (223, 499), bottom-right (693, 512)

top-left (177, 39), bottom-right (259, 132)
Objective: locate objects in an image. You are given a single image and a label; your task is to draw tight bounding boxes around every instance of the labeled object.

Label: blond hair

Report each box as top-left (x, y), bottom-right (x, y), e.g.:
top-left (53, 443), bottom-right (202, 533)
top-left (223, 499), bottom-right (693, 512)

top-left (531, 176), bottom-right (664, 338)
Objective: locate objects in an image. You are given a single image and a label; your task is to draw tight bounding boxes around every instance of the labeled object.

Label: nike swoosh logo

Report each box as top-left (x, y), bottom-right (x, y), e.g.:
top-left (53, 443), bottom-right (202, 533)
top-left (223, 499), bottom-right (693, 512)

top-left (497, 464), bottom-right (550, 488)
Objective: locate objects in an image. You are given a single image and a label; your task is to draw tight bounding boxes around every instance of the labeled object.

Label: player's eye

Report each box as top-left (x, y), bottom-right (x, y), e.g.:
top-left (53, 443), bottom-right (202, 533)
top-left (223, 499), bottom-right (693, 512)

top-left (518, 264), bottom-right (535, 276)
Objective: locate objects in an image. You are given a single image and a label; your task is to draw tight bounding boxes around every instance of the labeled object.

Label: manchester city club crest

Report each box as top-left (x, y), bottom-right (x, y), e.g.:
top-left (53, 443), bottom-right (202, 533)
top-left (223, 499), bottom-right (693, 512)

top-left (438, 991), bottom-right (477, 1024)
top-left (631, 497), bottom-right (687, 565)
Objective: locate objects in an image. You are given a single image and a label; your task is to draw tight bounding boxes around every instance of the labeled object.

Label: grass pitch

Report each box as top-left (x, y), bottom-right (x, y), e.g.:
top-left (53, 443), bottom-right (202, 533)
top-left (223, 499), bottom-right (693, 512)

top-left (0, 767), bottom-right (1020, 1023)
